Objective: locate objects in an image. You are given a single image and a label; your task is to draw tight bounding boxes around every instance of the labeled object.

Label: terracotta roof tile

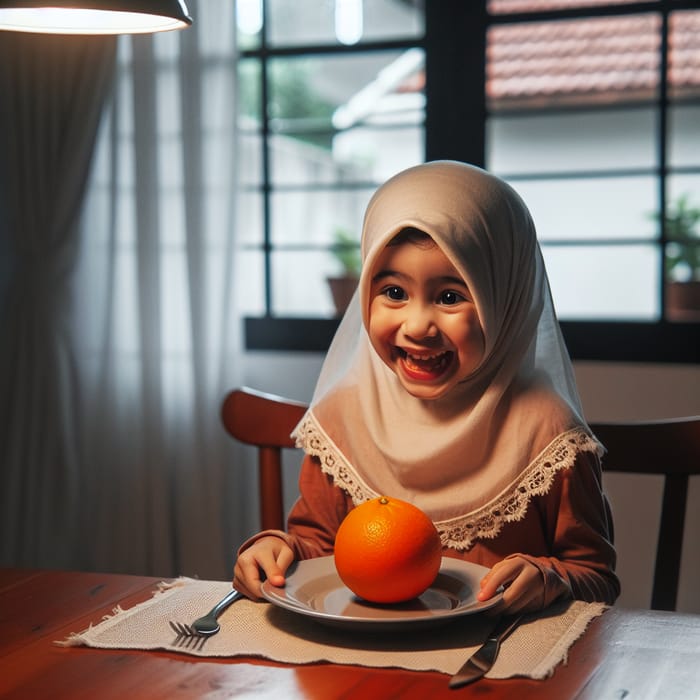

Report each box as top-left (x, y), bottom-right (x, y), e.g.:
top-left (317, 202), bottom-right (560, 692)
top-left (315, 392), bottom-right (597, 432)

top-left (380, 7), bottom-right (700, 115)
top-left (489, 0), bottom-right (641, 12)
top-left (486, 10), bottom-right (700, 109)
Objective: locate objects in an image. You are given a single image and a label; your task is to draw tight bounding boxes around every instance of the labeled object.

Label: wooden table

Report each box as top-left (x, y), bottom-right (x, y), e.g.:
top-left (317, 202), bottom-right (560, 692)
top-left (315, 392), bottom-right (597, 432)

top-left (2, 568), bottom-right (699, 699)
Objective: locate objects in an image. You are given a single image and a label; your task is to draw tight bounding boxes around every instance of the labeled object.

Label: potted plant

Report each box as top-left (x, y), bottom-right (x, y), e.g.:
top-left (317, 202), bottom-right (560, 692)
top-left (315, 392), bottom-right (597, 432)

top-left (327, 228), bottom-right (361, 316)
top-left (661, 194), bottom-right (700, 320)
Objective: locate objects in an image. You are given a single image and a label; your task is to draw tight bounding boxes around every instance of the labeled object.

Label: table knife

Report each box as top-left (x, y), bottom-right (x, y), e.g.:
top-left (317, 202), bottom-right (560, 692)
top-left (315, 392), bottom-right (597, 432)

top-left (448, 614), bottom-right (523, 689)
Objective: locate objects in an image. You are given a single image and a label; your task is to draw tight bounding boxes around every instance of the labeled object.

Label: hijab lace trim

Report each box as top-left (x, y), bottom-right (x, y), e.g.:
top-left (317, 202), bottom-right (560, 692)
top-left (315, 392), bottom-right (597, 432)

top-left (293, 413), bottom-right (602, 550)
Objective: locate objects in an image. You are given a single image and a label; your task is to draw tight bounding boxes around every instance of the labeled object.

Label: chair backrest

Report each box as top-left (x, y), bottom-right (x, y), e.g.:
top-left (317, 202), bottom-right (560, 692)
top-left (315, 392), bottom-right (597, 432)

top-left (221, 387), bottom-right (308, 531)
top-left (590, 416), bottom-right (700, 611)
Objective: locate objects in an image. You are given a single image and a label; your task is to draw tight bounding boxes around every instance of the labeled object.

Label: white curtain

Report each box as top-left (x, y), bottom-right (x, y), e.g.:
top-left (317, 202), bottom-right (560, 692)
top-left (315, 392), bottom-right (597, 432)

top-left (1, 1), bottom-right (248, 580)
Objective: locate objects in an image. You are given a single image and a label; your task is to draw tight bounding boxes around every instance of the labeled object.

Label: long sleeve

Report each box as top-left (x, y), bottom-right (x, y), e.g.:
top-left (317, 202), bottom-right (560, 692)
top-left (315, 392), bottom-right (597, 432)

top-left (236, 454), bottom-right (353, 559)
top-left (238, 450), bottom-right (619, 609)
top-left (518, 449), bottom-right (620, 605)
top-left (284, 455), bottom-right (354, 558)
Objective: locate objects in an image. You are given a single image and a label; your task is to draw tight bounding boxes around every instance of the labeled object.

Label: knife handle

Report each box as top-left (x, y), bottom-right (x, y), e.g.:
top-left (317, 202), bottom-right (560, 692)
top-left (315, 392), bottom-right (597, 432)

top-left (487, 613), bottom-right (523, 643)
top-left (448, 614), bottom-right (524, 689)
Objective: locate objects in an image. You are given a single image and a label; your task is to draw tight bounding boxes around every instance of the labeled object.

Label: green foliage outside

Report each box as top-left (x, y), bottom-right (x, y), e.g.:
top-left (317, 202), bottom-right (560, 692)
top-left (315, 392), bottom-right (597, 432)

top-left (331, 228), bottom-right (362, 277)
top-left (660, 194), bottom-right (700, 282)
top-left (238, 59), bottom-right (336, 150)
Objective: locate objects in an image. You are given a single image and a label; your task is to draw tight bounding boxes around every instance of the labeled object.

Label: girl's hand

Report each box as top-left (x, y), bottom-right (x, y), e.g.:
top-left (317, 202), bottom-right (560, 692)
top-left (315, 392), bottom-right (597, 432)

top-left (477, 556), bottom-right (544, 614)
top-left (233, 536), bottom-right (295, 600)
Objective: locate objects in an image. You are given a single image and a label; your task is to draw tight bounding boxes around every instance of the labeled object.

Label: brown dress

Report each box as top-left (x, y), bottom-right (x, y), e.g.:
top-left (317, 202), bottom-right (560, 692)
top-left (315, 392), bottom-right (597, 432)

top-left (239, 449), bottom-right (620, 609)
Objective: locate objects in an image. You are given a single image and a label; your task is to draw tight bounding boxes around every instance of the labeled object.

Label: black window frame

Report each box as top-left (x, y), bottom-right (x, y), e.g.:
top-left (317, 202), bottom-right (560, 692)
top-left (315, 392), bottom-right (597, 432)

top-left (240, 0), bottom-right (700, 363)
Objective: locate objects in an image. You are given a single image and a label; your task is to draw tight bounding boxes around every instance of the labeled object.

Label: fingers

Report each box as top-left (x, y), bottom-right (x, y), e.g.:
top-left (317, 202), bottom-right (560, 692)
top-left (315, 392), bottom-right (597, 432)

top-left (478, 558), bottom-right (517, 601)
top-left (233, 537), bottom-right (295, 600)
top-left (478, 557), bottom-right (544, 615)
top-left (267, 544), bottom-right (295, 586)
top-left (233, 556), bottom-right (264, 600)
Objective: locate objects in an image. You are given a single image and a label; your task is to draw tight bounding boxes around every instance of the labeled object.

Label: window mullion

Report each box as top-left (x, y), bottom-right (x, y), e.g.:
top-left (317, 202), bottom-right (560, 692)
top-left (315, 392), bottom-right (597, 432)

top-left (425, 0), bottom-right (486, 166)
top-left (658, 4), bottom-right (670, 317)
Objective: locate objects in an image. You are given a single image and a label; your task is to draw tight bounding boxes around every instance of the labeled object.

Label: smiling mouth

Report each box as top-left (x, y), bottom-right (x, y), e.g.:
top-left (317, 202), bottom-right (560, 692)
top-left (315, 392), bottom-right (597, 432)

top-left (397, 348), bottom-right (454, 379)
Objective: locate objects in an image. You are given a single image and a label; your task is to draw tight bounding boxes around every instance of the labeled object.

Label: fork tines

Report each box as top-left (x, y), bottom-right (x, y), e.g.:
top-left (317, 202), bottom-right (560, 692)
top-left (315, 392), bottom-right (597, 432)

top-left (168, 621), bottom-right (207, 651)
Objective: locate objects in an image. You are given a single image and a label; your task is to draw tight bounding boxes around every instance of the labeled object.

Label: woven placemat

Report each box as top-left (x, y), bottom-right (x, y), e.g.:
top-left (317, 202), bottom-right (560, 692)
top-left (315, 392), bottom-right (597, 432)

top-left (59, 577), bottom-right (607, 679)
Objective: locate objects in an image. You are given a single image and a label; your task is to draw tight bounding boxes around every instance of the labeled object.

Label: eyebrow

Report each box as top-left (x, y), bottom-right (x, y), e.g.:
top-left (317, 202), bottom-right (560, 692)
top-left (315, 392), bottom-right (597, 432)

top-left (371, 269), bottom-right (403, 284)
top-left (371, 269), bottom-right (468, 288)
top-left (440, 275), bottom-right (469, 288)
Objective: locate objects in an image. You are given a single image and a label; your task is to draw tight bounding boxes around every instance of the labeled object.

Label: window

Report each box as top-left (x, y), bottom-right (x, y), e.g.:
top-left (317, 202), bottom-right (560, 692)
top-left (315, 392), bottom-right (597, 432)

top-left (237, 0), bottom-right (700, 362)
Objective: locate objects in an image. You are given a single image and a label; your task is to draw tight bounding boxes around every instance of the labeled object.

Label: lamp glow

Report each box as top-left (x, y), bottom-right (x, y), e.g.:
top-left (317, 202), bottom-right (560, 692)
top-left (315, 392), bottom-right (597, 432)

top-left (0, 1), bottom-right (192, 34)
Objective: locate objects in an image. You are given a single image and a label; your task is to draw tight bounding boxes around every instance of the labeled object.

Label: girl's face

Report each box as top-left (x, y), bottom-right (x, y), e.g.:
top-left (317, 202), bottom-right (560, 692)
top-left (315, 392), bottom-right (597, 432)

top-left (368, 235), bottom-right (485, 400)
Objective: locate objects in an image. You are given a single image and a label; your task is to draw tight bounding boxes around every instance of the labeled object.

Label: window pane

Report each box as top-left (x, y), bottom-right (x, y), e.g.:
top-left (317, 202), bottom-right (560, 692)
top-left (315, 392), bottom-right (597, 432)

top-left (668, 11), bottom-right (700, 171)
top-left (268, 52), bottom-right (423, 124)
top-left (270, 189), bottom-right (372, 246)
top-left (667, 173), bottom-right (700, 219)
top-left (488, 108), bottom-right (657, 175)
top-left (236, 189), bottom-right (264, 246)
top-left (665, 178), bottom-right (700, 286)
top-left (272, 250), bottom-right (347, 316)
top-left (269, 133), bottom-right (364, 186)
top-left (267, 50), bottom-right (424, 184)
top-left (668, 175), bottom-right (700, 211)
top-left (237, 57), bottom-right (261, 124)
top-left (269, 123), bottom-right (423, 186)
top-left (237, 2), bottom-right (695, 332)
top-left (543, 244), bottom-right (660, 319)
top-left (238, 130), bottom-right (263, 186)
top-left (669, 10), bottom-right (700, 102)
top-left (234, 249), bottom-right (265, 316)
top-left (333, 124), bottom-right (424, 183)
top-left (668, 105), bottom-right (700, 168)
top-left (509, 176), bottom-right (657, 241)
top-left (487, 14), bottom-right (660, 112)
top-left (235, 0), bottom-right (263, 50)
top-left (266, 0), bottom-right (423, 47)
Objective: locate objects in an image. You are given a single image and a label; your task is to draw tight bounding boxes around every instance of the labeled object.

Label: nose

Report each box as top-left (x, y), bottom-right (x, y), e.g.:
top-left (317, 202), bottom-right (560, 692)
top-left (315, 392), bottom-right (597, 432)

top-left (402, 301), bottom-right (438, 340)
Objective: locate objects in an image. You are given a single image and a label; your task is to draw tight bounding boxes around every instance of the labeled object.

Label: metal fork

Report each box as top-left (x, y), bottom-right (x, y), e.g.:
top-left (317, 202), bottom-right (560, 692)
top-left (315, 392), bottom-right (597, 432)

top-left (169, 588), bottom-right (242, 650)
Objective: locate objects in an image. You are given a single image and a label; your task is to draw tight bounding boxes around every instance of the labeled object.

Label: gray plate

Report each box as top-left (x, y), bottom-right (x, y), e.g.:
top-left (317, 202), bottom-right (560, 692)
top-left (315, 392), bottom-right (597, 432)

top-left (261, 555), bottom-right (503, 630)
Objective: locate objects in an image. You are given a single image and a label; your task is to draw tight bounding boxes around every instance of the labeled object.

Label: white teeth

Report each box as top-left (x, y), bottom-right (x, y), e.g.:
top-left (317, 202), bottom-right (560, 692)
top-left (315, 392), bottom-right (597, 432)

top-left (406, 351), bottom-right (446, 361)
top-left (402, 351), bottom-right (452, 374)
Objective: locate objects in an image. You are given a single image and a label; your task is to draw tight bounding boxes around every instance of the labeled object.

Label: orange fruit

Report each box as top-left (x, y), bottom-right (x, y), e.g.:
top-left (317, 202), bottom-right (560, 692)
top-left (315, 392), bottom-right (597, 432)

top-left (334, 495), bottom-right (442, 604)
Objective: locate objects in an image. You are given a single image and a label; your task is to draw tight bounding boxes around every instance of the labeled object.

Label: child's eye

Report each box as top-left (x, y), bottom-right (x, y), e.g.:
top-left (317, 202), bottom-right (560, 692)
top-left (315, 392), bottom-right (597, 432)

top-left (383, 285), bottom-right (406, 301)
top-left (438, 290), bottom-right (465, 305)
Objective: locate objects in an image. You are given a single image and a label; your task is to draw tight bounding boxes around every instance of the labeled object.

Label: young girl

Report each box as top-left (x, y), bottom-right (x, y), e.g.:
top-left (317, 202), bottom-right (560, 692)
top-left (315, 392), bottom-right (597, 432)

top-left (234, 161), bottom-right (619, 614)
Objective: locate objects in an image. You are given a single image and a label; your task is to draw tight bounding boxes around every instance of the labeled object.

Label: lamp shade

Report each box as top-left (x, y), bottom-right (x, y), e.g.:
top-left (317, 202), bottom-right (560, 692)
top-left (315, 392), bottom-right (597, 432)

top-left (0, 0), bottom-right (192, 34)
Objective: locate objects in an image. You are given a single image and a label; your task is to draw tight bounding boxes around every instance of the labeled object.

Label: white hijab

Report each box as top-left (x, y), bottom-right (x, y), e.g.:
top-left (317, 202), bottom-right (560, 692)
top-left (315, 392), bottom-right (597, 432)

top-left (293, 161), bottom-right (601, 550)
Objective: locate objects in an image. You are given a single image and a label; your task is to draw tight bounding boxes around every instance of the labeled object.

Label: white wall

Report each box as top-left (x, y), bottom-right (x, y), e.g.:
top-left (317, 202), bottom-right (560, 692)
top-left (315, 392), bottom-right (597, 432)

top-left (239, 352), bottom-right (700, 613)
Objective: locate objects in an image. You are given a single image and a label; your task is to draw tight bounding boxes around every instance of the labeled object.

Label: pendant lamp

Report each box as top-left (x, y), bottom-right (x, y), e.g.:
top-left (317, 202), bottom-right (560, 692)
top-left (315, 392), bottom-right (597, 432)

top-left (0, 1), bottom-right (192, 34)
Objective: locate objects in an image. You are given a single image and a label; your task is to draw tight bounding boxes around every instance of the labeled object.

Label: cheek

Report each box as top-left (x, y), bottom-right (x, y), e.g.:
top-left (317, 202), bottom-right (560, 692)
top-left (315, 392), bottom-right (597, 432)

top-left (367, 303), bottom-right (382, 336)
top-left (454, 313), bottom-right (485, 355)
top-left (368, 304), bottom-right (398, 353)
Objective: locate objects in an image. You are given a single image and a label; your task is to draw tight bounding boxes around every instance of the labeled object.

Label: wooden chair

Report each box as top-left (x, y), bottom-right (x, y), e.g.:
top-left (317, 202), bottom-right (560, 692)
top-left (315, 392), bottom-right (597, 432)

top-left (221, 387), bottom-right (308, 531)
top-left (590, 416), bottom-right (700, 611)
top-left (221, 390), bottom-right (699, 609)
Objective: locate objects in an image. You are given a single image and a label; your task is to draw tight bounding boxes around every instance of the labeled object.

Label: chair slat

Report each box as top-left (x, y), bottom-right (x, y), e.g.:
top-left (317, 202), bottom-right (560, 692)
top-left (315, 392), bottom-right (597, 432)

top-left (590, 417), bottom-right (700, 611)
top-left (652, 474), bottom-right (689, 611)
top-left (221, 387), bottom-right (308, 530)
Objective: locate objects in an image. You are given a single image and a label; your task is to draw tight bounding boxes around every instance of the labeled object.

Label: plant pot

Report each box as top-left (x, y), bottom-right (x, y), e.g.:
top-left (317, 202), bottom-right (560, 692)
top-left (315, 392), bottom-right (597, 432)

top-left (666, 281), bottom-right (700, 321)
top-left (327, 275), bottom-right (358, 316)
